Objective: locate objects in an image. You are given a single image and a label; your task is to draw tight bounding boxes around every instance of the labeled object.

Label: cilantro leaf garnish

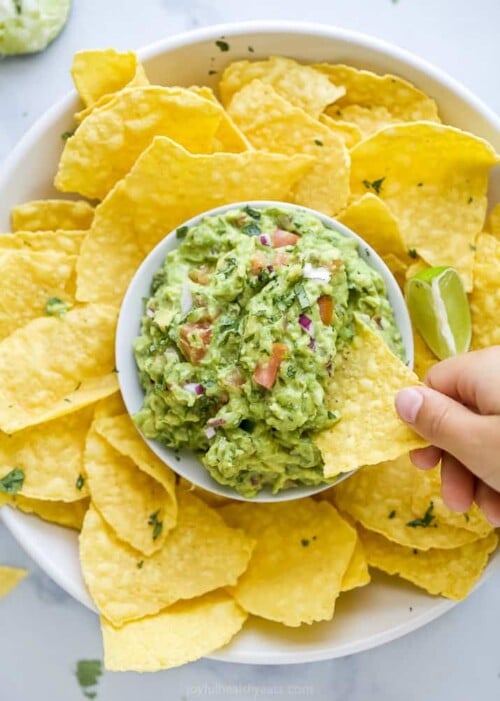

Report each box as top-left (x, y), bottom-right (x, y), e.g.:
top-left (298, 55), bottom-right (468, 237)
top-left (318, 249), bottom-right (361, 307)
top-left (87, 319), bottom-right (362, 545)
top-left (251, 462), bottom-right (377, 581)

top-left (0, 468), bottom-right (24, 495)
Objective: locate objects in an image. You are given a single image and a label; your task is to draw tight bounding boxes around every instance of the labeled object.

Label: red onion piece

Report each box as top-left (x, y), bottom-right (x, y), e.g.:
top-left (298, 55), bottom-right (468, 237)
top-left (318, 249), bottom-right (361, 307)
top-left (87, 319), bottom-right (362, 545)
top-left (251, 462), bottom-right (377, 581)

top-left (205, 426), bottom-right (216, 439)
top-left (259, 234), bottom-right (271, 246)
top-left (207, 417), bottom-right (226, 428)
top-left (184, 382), bottom-right (204, 395)
top-left (299, 314), bottom-right (313, 333)
top-left (180, 281), bottom-right (193, 315)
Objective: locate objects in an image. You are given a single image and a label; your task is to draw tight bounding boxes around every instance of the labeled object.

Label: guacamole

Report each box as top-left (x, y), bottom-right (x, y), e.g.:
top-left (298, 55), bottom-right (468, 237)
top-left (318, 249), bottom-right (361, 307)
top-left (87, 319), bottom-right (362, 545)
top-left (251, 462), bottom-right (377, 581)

top-left (134, 206), bottom-right (403, 497)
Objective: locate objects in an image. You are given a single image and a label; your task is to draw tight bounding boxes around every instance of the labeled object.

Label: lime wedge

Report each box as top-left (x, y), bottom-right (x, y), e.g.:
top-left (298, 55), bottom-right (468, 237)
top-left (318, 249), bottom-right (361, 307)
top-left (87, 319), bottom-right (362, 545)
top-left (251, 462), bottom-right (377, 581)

top-left (406, 266), bottom-right (471, 360)
top-left (0, 0), bottom-right (71, 56)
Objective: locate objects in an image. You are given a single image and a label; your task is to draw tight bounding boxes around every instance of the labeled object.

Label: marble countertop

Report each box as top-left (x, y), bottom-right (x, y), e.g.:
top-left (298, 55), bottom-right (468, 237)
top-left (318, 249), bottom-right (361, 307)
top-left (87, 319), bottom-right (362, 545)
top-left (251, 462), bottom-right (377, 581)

top-left (1, 1), bottom-right (499, 699)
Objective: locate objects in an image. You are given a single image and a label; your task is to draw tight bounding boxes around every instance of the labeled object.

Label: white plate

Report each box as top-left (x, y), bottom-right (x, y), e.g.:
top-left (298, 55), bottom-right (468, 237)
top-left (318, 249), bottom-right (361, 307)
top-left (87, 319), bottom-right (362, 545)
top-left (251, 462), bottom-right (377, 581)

top-left (1, 21), bottom-right (499, 664)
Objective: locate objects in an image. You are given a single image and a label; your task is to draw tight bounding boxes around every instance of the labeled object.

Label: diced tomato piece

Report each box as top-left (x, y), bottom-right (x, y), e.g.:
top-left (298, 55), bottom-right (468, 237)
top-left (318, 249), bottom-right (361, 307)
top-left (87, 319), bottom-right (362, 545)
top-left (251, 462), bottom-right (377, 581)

top-left (326, 259), bottom-right (342, 272)
top-left (271, 229), bottom-right (300, 248)
top-left (250, 252), bottom-right (267, 274)
top-left (189, 267), bottom-right (210, 284)
top-left (318, 295), bottom-right (334, 325)
top-left (274, 250), bottom-right (291, 267)
top-left (179, 322), bottom-right (212, 364)
top-left (253, 343), bottom-right (288, 390)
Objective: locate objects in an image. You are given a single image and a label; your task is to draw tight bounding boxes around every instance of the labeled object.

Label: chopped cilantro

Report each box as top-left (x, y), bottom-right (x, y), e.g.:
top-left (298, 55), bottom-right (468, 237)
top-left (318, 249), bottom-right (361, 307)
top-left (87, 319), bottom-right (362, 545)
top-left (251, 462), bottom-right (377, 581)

top-left (301, 538), bottom-right (310, 547)
top-left (137, 560), bottom-right (144, 569)
top-left (468, 196), bottom-right (474, 204)
top-left (208, 69), bottom-right (218, 76)
top-left (362, 177), bottom-right (385, 194)
top-left (243, 205), bottom-right (262, 220)
top-left (314, 138), bottom-right (324, 146)
top-left (0, 468), bottom-right (24, 495)
top-left (14, 0), bottom-right (22, 14)
top-left (75, 382), bottom-right (82, 391)
top-left (215, 39), bottom-right (230, 52)
top-left (417, 182), bottom-right (423, 187)
top-left (112, 366), bottom-right (119, 373)
top-left (248, 45), bottom-right (255, 52)
top-left (75, 660), bottom-right (102, 700)
top-left (413, 549), bottom-right (419, 555)
top-left (469, 244), bottom-right (477, 251)
top-left (222, 257), bottom-right (238, 278)
top-left (241, 222), bottom-right (261, 236)
top-left (294, 282), bottom-right (310, 310)
top-left (45, 297), bottom-right (69, 317)
top-left (327, 410), bottom-right (339, 422)
top-left (148, 510), bottom-right (163, 540)
top-left (388, 509), bottom-right (396, 519)
top-left (464, 513), bottom-right (470, 523)
top-left (406, 501), bottom-right (435, 528)
top-left (176, 226), bottom-right (189, 239)
top-left (408, 248), bottom-right (418, 259)
top-left (61, 129), bottom-right (75, 141)
top-left (75, 474), bottom-right (85, 491)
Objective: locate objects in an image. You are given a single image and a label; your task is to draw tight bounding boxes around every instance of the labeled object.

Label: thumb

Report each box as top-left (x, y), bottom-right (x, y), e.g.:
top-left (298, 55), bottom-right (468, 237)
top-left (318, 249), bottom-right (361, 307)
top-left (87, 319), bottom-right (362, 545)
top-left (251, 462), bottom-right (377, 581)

top-left (395, 386), bottom-right (495, 479)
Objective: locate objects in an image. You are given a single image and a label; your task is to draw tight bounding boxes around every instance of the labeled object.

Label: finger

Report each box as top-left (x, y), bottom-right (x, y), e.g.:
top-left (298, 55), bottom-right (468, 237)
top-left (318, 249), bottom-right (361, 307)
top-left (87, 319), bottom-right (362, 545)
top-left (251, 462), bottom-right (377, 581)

top-left (440, 453), bottom-right (475, 512)
top-left (395, 386), bottom-right (500, 484)
top-left (425, 347), bottom-right (500, 415)
top-left (410, 445), bottom-right (442, 470)
top-left (475, 481), bottom-right (500, 527)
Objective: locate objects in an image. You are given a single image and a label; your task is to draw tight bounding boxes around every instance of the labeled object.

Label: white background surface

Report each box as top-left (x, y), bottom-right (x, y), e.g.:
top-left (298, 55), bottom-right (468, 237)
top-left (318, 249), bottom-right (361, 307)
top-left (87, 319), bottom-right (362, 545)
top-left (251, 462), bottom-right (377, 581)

top-left (1, 1), bottom-right (500, 699)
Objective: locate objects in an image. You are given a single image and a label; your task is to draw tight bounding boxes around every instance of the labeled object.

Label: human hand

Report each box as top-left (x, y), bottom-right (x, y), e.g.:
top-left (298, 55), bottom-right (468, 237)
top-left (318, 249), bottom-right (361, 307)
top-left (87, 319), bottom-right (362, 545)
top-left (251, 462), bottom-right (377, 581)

top-left (395, 347), bottom-right (500, 526)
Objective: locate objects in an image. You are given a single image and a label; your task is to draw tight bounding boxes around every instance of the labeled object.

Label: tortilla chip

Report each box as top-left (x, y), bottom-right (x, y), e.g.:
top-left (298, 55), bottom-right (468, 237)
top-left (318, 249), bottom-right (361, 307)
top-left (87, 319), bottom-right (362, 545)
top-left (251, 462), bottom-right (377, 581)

top-left (0, 230), bottom-right (85, 256)
top-left (93, 392), bottom-right (127, 420)
top-left (470, 233), bottom-right (500, 349)
top-left (359, 525), bottom-right (497, 600)
top-left (314, 320), bottom-right (427, 477)
top-left (71, 49), bottom-right (148, 107)
top-left (1, 493), bottom-right (89, 530)
top-left (177, 476), bottom-right (235, 508)
top-left (0, 405), bottom-right (94, 501)
top-left (79, 493), bottom-right (254, 626)
top-left (10, 199), bottom-right (94, 232)
top-left (102, 591), bottom-right (247, 672)
top-left (0, 250), bottom-right (75, 341)
top-left (412, 466), bottom-right (493, 538)
top-left (332, 454), bottom-right (479, 550)
top-left (341, 537), bottom-right (371, 592)
top-left (85, 415), bottom-right (177, 555)
top-left (189, 86), bottom-right (251, 152)
top-left (405, 258), bottom-right (429, 280)
top-left (55, 87), bottom-right (224, 200)
top-left (220, 56), bottom-right (345, 117)
top-left (350, 123), bottom-right (499, 291)
top-left (0, 304), bottom-right (118, 433)
top-left (319, 113), bottom-right (363, 149)
top-left (0, 567), bottom-right (28, 598)
top-left (76, 136), bottom-right (313, 305)
top-left (485, 203), bottom-right (500, 238)
top-left (220, 499), bottom-right (356, 626)
top-left (338, 193), bottom-right (410, 274)
top-left (412, 327), bottom-right (438, 380)
top-left (227, 80), bottom-right (349, 215)
top-left (315, 63), bottom-right (439, 136)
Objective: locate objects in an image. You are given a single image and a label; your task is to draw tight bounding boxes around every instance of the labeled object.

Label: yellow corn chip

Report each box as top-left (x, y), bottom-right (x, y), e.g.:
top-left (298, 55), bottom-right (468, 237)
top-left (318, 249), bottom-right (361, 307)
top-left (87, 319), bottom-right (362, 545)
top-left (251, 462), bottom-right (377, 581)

top-left (332, 454), bottom-right (479, 550)
top-left (319, 113), bottom-right (363, 149)
top-left (412, 467), bottom-right (493, 538)
top-left (71, 49), bottom-right (148, 107)
top-left (93, 392), bottom-right (127, 420)
top-left (55, 86), bottom-right (224, 200)
top-left (0, 405), bottom-right (94, 501)
top-left (227, 80), bottom-right (349, 215)
top-left (80, 493), bottom-right (254, 626)
top-left (1, 493), bottom-right (89, 530)
top-left (178, 476), bottom-right (235, 508)
top-left (470, 233), bottom-right (500, 348)
top-left (189, 86), bottom-right (251, 152)
top-left (85, 415), bottom-right (177, 555)
top-left (412, 327), bottom-right (438, 380)
top-left (76, 136), bottom-right (313, 305)
top-left (11, 199), bottom-right (94, 232)
top-left (0, 567), bottom-right (28, 598)
top-left (314, 320), bottom-right (427, 477)
top-left (485, 203), bottom-right (500, 238)
top-left (220, 56), bottom-right (345, 117)
top-left (0, 304), bottom-right (118, 433)
top-left (220, 499), bottom-right (356, 626)
top-left (315, 63), bottom-right (439, 136)
top-left (359, 525), bottom-right (498, 600)
top-left (341, 537), bottom-right (371, 592)
top-left (0, 250), bottom-right (75, 341)
top-left (0, 230), bottom-right (85, 256)
top-left (102, 591), bottom-right (247, 672)
top-left (350, 123), bottom-right (499, 291)
top-left (338, 193), bottom-right (410, 273)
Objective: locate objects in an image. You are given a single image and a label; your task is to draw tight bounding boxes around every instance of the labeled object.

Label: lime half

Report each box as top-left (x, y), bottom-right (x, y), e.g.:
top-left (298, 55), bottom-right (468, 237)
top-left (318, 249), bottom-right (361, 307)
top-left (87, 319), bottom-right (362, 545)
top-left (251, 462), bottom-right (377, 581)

top-left (406, 266), bottom-right (471, 360)
top-left (0, 0), bottom-right (71, 56)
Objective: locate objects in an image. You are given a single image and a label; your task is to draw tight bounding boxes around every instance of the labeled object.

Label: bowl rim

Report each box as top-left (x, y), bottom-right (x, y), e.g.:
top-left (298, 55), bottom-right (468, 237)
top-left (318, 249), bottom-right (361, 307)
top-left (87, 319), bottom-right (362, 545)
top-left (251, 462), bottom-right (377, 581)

top-left (116, 199), bottom-right (413, 503)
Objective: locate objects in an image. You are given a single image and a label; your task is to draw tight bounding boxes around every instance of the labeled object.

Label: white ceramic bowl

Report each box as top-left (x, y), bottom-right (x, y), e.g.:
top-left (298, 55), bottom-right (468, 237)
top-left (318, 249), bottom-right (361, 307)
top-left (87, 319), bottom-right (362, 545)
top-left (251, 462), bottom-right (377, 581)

top-left (116, 200), bottom-right (413, 503)
top-left (1, 21), bottom-right (499, 665)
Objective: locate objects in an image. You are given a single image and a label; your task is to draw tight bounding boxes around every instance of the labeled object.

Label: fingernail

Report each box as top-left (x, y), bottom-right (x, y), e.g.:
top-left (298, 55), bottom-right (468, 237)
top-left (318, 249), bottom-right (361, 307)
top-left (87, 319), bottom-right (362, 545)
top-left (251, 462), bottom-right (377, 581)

top-left (395, 387), bottom-right (424, 424)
